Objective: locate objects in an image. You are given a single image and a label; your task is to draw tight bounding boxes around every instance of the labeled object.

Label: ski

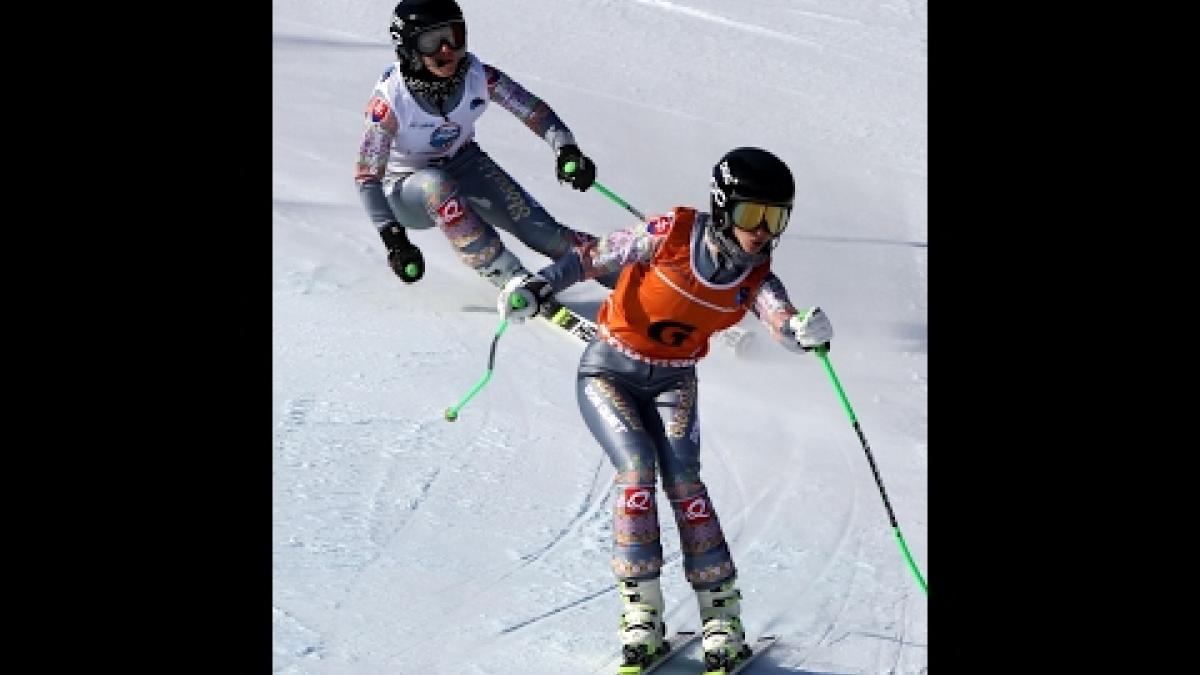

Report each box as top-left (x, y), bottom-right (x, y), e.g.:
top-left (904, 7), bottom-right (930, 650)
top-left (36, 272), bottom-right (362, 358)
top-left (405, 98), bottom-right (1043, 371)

top-left (538, 298), bottom-right (598, 342)
top-left (615, 630), bottom-right (700, 674)
top-left (700, 634), bottom-right (778, 675)
top-left (537, 300), bottom-right (755, 354)
top-left (460, 301), bottom-right (750, 353)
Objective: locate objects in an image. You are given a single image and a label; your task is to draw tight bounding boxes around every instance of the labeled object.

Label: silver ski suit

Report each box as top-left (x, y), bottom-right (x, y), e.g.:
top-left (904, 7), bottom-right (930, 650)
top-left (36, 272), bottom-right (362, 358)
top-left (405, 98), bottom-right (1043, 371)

top-left (536, 210), bottom-right (812, 590)
top-left (355, 52), bottom-right (609, 287)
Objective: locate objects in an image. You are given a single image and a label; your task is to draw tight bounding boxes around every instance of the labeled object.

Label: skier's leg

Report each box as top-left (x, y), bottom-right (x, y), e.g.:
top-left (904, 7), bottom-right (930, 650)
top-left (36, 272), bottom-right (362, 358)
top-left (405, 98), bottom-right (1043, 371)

top-left (576, 348), bottom-right (667, 659)
top-left (651, 374), bottom-right (748, 666)
top-left (576, 371), bottom-right (663, 581)
top-left (388, 169), bottom-right (527, 288)
top-left (452, 145), bottom-right (621, 289)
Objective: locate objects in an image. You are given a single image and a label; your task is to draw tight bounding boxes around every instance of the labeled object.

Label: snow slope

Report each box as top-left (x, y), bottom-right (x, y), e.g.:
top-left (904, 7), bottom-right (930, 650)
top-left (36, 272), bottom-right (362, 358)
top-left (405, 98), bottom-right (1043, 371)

top-left (273, 1), bottom-right (926, 672)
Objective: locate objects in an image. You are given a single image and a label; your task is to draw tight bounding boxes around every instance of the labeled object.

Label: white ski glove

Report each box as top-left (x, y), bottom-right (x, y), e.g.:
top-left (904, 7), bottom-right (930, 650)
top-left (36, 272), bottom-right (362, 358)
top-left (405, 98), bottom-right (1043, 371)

top-left (497, 273), bottom-right (553, 323)
top-left (788, 307), bottom-right (833, 352)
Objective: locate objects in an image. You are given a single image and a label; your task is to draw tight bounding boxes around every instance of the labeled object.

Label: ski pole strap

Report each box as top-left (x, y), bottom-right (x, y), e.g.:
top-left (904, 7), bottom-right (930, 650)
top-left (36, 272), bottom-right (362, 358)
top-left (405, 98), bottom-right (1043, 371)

top-left (563, 161), bottom-right (646, 221)
top-left (444, 318), bottom-right (509, 422)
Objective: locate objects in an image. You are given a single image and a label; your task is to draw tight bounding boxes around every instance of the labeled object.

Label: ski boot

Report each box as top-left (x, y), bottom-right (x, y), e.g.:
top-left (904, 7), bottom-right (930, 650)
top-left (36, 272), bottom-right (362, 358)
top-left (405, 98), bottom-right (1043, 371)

top-left (696, 578), bottom-right (752, 673)
top-left (617, 578), bottom-right (668, 669)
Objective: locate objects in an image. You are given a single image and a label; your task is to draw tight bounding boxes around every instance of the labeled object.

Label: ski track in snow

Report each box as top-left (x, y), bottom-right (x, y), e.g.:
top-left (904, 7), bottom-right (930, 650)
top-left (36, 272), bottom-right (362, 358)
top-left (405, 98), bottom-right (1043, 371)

top-left (624, 0), bottom-right (826, 49)
top-left (274, 1), bottom-right (926, 671)
top-left (514, 456), bottom-right (612, 566)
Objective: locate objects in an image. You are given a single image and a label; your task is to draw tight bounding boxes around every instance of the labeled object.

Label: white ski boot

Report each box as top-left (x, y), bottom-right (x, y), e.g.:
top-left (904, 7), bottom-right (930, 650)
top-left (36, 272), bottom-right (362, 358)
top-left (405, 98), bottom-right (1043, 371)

top-left (696, 578), bottom-right (751, 671)
top-left (618, 578), bottom-right (667, 666)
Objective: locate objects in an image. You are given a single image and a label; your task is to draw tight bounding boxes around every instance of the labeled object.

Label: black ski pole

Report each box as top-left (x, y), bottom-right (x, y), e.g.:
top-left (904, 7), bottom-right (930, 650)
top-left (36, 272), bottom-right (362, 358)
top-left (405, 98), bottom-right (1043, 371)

top-left (815, 346), bottom-right (927, 595)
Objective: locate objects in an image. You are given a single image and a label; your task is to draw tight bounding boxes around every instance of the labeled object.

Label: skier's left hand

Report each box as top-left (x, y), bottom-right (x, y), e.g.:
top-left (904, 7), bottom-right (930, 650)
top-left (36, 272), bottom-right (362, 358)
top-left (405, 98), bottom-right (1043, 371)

top-left (556, 144), bottom-right (596, 191)
top-left (498, 273), bottom-right (553, 322)
top-left (788, 307), bottom-right (833, 352)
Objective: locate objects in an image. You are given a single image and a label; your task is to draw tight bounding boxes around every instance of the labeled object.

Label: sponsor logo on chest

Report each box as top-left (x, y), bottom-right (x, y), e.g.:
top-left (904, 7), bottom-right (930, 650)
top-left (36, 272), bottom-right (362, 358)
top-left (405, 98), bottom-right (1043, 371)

top-left (430, 122), bottom-right (462, 149)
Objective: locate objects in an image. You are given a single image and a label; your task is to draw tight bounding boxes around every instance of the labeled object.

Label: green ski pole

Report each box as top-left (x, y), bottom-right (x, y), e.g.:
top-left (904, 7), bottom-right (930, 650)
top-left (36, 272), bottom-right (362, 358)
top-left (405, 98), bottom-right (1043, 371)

top-left (814, 344), bottom-right (928, 595)
top-left (444, 316), bottom-right (510, 422)
top-left (563, 161), bottom-right (646, 221)
top-left (444, 295), bottom-right (537, 422)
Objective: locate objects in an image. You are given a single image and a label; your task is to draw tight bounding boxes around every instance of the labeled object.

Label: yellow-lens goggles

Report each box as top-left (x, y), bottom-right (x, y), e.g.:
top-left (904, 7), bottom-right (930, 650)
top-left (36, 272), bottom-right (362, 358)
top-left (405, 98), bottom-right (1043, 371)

top-left (730, 201), bottom-right (791, 236)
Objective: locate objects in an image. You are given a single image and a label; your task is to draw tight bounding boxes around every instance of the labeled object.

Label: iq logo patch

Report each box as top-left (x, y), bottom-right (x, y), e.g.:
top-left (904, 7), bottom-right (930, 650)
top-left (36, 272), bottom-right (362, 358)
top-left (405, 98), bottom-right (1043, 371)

top-left (679, 495), bottom-right (712, 524)
top-left (623, 487), bottom-right (654, 514)
top-left (436, 195), bottom-right (466, 227)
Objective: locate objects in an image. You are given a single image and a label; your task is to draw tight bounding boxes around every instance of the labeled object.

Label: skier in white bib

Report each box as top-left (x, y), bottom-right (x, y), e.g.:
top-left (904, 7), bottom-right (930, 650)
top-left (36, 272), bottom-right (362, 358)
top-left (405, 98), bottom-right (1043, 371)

top-left (355, 0), bottom-right (611, 291)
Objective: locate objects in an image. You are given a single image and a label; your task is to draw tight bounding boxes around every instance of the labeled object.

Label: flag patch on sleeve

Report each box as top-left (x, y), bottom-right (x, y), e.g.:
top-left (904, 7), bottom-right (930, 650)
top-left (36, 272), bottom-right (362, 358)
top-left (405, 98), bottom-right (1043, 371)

top-left (646, 214), bottom-right (673, 235)
top-left (369, 96), bottom-right (391, 123)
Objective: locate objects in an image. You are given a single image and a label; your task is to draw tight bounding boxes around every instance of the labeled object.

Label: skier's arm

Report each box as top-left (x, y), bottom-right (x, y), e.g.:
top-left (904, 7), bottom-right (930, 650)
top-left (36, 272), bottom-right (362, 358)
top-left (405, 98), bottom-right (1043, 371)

top-left (354, 89), bottom-right (400, 229)
top-left (353, 85), bottom-right (426, 282)
top-left (751, 274), bottom-right (834, 353)
top-left (483, 63), bottom-right (576, 152)
top-left (498, 219), bottom-right (664, 321)
top-left (534, 218), bottom-right (667, 292)
top-left (483, 63), bottom-right (596, 191)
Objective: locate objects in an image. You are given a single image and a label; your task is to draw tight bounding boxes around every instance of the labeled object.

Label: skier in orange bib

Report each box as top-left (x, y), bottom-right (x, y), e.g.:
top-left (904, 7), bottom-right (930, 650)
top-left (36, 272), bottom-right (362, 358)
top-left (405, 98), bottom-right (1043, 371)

top-left (498, 147), bottom-right (834, 671)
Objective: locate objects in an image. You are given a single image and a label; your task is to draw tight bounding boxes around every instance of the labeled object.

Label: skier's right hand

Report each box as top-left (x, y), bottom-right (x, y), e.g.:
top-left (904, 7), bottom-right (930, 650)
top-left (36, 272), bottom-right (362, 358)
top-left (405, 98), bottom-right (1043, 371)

top-left (380, 222), bottom-right (424, 283)
top-left (497, 273), bottom-right (553, 322)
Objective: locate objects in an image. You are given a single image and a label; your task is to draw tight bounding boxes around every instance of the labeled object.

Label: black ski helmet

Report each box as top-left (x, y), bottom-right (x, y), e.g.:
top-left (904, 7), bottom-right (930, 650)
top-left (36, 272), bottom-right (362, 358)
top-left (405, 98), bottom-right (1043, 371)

top-left (389, 0), bottom-right (465, 71)
top-left (707, 147), bottom-right (795, 267)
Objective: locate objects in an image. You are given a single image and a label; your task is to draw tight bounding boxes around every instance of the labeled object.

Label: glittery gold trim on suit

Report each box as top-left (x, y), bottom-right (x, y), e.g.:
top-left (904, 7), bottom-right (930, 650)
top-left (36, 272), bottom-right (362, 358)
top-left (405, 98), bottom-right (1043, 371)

top-left (666, 376), bottom-right (697, 439)
top-left (612, 556), bottom-right (664, 579)
top-left (686, 560), bottom-right (734, 586)
top-left (458, 241), bottom-right (502, 267)
top-left (588, 377), bottom-right (644, 432)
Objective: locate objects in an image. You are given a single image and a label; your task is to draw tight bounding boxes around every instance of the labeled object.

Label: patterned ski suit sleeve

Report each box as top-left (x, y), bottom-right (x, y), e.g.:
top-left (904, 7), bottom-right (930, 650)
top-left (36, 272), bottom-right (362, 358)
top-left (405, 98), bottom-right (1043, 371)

top-left (750, 274), bottom-right (812, 354)
top-left (483, 63), bottom-right (577, 153)
top-left (579, 217), bottom-right (665, 279)
top-left (536, 216), bottom-right (667, 292)
top-left (354, 73), bottom-right (401, 228)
